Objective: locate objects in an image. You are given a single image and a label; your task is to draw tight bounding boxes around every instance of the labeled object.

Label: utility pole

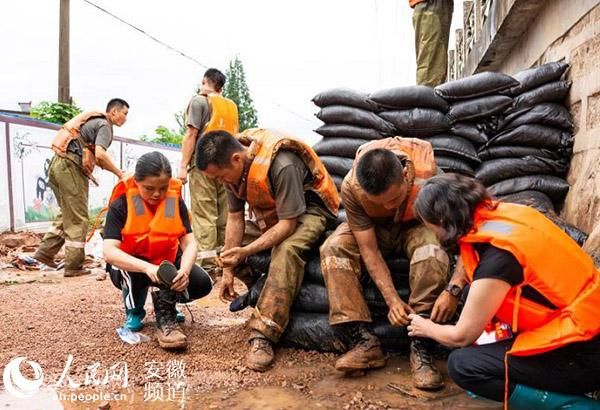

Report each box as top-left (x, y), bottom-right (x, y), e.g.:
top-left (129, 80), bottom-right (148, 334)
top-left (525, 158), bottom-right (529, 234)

top-left (58, 0), bottom-right (70, 103)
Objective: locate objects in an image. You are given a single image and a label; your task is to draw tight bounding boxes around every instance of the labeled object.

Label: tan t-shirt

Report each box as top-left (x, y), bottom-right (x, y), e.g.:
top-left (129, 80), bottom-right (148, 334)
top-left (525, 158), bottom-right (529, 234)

top-left (341, 176), bottom-right (398, 231)
top-left (185, 95), bottom-right (211, 132)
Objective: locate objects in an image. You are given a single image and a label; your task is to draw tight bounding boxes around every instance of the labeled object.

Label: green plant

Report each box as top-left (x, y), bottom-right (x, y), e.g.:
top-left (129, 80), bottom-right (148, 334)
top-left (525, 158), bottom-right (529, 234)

top-left (30, 101), bottom-right (82, 124)
top-left (223, 56), bottom-right (259, 131)
top-left (140, 112), bottom-right (185, 145)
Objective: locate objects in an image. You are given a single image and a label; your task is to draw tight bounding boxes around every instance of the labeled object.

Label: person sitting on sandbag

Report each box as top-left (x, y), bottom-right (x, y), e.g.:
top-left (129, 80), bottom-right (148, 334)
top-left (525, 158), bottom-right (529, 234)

top-left (320, 137), bottom-right (466, 390)
top-left (196, 129), bottom-right (339, 372)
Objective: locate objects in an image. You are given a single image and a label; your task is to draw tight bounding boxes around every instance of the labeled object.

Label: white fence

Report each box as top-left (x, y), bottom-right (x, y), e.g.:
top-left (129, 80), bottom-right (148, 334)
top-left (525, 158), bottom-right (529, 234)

top-left (0, 113), bottom-right (188, 232)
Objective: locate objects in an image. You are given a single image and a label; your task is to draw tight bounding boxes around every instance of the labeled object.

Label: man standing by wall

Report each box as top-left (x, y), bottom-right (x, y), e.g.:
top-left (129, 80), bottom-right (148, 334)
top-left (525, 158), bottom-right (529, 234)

top-left (178, 69), bottom-right (239, 272)
top-left (411, 0), bottom-right (454, 87)
top-left (34, 98), bottom-right (129, 276)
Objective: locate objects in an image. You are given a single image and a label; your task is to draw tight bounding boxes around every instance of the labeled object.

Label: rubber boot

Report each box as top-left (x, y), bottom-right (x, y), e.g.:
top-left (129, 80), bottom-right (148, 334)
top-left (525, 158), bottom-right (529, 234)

top-left (334, 323), bottom-right (386, 372)
top-left (151, 290), bottom-right (187, 349)
top-left (508, 384), bottom-right (600, 409)
top-left (123, 286), bottom-right (148, 332)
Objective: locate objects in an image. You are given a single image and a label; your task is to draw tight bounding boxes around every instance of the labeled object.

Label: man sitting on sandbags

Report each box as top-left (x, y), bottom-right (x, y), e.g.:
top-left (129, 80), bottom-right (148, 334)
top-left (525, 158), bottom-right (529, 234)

top-left (320, 137), bottom-right (466, 390)
top-left (196, 128), bottom-right (339, 372)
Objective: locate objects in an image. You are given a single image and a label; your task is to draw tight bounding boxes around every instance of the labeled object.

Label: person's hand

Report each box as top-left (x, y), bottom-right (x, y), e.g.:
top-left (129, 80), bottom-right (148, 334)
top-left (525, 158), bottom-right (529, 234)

top-left (145, 264), bottom-right (160, 284)
top-left (177, 166), bottom-right (188, 184)
top-left (171, 269), bottom-right (190, 292)
top-left (388, 299), bottom-right (415, 326)
top-left (218, 247), bottom-right (248, 269)
top-left (431, 290), bottom-right (459, 323)
top-left (119, 170), bottom-right (132, 181)
top-left (219, 269), bottom-right (238, 303)
top-left (407, 314), bottom-right (434, 338)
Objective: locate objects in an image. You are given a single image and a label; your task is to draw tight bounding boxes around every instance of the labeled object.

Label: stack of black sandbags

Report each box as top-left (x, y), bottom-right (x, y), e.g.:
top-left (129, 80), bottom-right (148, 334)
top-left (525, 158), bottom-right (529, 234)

top-left (312, 88), bottom-right (394, 191)
top-left (230, 248), bottom-right (412, 353)
top-left (477, 62), bottom-right (573, 206)
top-left (432, 72), bottom-right (519, 175)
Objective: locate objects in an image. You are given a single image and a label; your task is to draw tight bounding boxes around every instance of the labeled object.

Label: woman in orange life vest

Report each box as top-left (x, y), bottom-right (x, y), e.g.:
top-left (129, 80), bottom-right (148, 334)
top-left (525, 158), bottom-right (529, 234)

top-left (103, 151), bottom-right (212, 350)
top-left (407, 173), bottom-right (600, 409)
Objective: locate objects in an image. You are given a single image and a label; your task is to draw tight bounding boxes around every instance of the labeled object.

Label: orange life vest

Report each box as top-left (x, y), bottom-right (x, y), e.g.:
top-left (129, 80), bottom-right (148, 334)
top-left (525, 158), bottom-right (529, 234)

top-left (51, 111), bottom-right (108, 176)
top-left (345, 137), bottom-right (437, 223)
top-left (460, 202), bottom-right (600, 357)
top-left (108, 176), bottom-right (187, 265)
top-left (202, 94), bottom-right (239, 135)
top-left (409, 0), bottom-right (426, 7)
top-left (230, 128), bottom-right (340, 232)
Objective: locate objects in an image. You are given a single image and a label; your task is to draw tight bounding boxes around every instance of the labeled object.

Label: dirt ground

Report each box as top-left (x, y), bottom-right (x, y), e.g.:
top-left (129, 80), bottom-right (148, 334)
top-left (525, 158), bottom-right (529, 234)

top-left (0, 232), bottom-right (501, 409)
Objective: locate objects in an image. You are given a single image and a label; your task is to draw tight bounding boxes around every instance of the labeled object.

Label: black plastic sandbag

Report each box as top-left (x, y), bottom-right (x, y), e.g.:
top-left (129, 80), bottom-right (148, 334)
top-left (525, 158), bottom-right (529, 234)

top-left (488, 124), bottom-right (573, 151)
top-left (316, 105), bottom-right (396, 134)
top-left (447, 95), bottom-right (513, 123)
top-left (475, 156), bottom-right (569, 186)
top-left (315, 124), bottom-right (387, 140)
top-left (487, 175), bottom-right (570, 201)
top-left (450, 123), bottom-right (489, 145)
top-left (500, 103), bottom-right (573, 131)
top-left (510, 80), bottom-right (571, 111)
top-left (509, 61), bottom-right (569, 95)
top-left (434, 71), bottom-right (519, 100)
top-left (424, 135), bottom-right (480, 163)
top-left (312, 88), bottom-right (380, 111)
top-left (478, 145), bottom-right (562, 161)
top-left (321, 156), bottom-right (354, 177)
top-left (313, 137), bottom-right (367, 159)
top-left (499, 190), bottom-right (555, 213)
top-left (368, 85), bottom-right (449, 112)
top-left (379, 108), bottom-right (450, 137)
top-left (434, 156), bottom-right (475, 176)
top-left (543, 212), bottom-right (588, 247)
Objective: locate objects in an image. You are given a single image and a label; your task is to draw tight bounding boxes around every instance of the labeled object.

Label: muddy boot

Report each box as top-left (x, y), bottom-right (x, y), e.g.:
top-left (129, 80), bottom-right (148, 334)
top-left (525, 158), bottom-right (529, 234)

top-left (32, 253), bottom-right (58, 269)
top-left (246, 331), bottom-right (274, 372)
top-left (64, 268), bottom-right (92, 277)
top-left (151, 290), bottom-right (187, 350)
top-left (410, 338), bottom-right (443, 390)
top-left (334, 323), bottom-right (386, 372)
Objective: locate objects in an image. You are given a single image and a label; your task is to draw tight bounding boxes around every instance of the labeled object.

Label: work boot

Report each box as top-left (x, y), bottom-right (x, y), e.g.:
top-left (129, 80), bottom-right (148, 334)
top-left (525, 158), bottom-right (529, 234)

top-left (32, 253), bottom-right (58, 269)
top-left (246, 332), bottom-right (274, 372)
top-left (64, 268), bottom-right (92, 277)
top-left (151, 290), bottom-right (187, 349)
top-left (410, 338), bottom-right (444, 390)
top-left (334, 323), bottom-right (386, 372)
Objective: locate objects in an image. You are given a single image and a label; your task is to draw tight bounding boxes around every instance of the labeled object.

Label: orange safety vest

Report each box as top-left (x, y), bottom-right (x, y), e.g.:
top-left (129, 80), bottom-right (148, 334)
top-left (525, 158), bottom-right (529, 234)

top-left (202, 94), bottom-right (239, 135)
top-left (231, 128), bottom-right (340, 232)
top-left (108, 176), bottom-right (187, 265)
top-left (345, 137), bottom-right (437, 223)
top-left (460, 202), bottom-right (600, 357)
top-left (409, 0), bottom-right (426, 8)
top-left (51, 111), bottom-right (107, 176)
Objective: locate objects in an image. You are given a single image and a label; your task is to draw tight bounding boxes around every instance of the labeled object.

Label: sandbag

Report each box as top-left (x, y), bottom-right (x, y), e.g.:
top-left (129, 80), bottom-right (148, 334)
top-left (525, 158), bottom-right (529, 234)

top-left (511, 80), bottom-right (571, 111)
top-left (316, 105), bottom-right (396, 134)
top-left (450, 123), bottom-right (489, 145)
top-left (434, 156), bottom-right (475, 176)
top-left (312, 88), bottom-right (380, 111)
top-left (509, 61), bottom-right (569, 95)
top-left (313, 137), bottom-right (368, 158)
top-left (424, 135), bottom-right (480, 163)
top-left (368, 85), bottom-right (449, 112)
top-left (487, 175), bottom-right (570, 201)
top-left (499, 190), bottom-right (555, 213)
top-left (488, 124), bottom-right (573, 151)
top-left (475, 156), bottom-right (569, 186)
top-left (331, 174), bottom-right (344, 192)
top-left (321, 156), bottom-right (354, 177)
top-left (478, 145), bottom-right (561, 161)
top-left (500, 103), bottom-right (573, 131)
top-left (315, 124), bottom-right (387, 140)
top-left (379, 108), bottom-right (450, 137)
top-left (543, 212), bottom-right (588, 247)
top-left (447, 95), bottom-right (513, 124)
top-left (434, 71), bottom-right (519, 100)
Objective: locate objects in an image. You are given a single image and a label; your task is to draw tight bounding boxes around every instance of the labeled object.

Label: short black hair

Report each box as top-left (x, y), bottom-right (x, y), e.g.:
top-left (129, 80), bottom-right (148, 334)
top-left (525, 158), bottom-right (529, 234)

top-left (196, 130), bottom-right (244, 170)
top-left (134, 151), bottom-right (171, 181)
top-left (356, 149), bottom-right (404, 195)
top-left (203, 68), bottom-right (226, 92)
top-left (106, 98), bottom-right (129, 112)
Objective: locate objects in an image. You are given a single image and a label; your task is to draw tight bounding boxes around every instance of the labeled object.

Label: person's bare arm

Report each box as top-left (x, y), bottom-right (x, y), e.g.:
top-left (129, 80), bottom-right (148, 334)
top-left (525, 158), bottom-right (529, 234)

top-left (353, 227), bottom-right (415, 326)
top-left (177, 126), bottom-right (199, 183)
top-left (431, 258), bottom-right (469, 323)
top-left (171, 233), bottom-right (197, 292)
top-left (103, 239), bottom-right (159, 283)
top-left (219, 211), bottom-right (245, 302)
top-left (95, 146), bottom-right (123, 179)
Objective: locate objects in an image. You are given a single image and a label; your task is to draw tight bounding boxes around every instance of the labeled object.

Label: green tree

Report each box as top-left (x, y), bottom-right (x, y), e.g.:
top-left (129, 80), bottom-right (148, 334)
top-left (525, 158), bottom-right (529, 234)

top-left (140, 111), bottom-right (185, 145)
top-left (223, 56), bottom-right (258, 131)
top-left (30, 101), bottom-right (82, 124)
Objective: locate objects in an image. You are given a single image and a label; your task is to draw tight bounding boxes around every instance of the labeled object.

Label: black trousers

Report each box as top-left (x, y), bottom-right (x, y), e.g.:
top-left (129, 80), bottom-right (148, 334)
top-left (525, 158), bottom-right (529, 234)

top-left (108, 261), bottom-right (212, 309)
top-left (448, 334), bottom-right (600, 401)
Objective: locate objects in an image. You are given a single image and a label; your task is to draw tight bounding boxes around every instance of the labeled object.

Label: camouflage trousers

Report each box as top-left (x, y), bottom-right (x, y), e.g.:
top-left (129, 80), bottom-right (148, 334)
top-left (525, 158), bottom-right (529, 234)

top-left (413, 0), bottom-right (454, 87)
top-left (320, 222), bottom-right (449, 325)
top-left (34, 154), bottom-right (89, 271)
top-left (236, 207), bottom-right (328, 342)
top-left (189, 167), bottom-right (228, 269)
